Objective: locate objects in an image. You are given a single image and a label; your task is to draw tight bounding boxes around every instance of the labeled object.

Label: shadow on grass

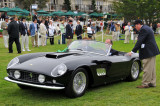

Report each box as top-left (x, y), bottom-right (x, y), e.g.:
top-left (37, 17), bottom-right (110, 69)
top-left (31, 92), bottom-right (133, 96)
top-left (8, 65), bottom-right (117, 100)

top-left (11, 80), bottom-right (131, 99)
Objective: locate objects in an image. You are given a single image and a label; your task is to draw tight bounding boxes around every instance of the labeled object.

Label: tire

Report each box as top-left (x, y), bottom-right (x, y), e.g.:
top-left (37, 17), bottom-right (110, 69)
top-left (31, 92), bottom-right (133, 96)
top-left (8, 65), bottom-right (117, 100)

top-left (127, 60), bottom-right (140, 81)
top-left (17, 84), bottom-right (32, 89)
top-left (65, 68), bottom-right (88, 98)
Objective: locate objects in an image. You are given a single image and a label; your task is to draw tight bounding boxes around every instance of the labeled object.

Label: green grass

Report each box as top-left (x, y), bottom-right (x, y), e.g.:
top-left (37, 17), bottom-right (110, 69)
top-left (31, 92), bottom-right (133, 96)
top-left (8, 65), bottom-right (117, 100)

top-left (0, 33), bottom-right (160, 106)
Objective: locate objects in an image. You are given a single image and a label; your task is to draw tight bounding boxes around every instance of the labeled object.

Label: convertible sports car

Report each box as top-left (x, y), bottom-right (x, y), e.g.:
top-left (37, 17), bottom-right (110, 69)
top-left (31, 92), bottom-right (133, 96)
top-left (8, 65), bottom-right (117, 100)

top-left (5, 40), bottom-right (142, 98)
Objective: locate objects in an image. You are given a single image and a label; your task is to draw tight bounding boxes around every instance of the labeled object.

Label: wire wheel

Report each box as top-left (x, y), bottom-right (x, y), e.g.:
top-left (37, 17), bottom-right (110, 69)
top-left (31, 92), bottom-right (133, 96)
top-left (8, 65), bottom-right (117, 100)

top-left (73, 72), bottom-right (87, 94)
top-left (131, 61), bottom-right (140, 80)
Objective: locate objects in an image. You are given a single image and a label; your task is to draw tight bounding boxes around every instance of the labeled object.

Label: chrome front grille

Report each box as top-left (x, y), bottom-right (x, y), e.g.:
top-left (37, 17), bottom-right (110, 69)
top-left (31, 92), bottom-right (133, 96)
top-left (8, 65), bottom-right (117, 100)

top-left (9, 70), bottom-right (39, 83)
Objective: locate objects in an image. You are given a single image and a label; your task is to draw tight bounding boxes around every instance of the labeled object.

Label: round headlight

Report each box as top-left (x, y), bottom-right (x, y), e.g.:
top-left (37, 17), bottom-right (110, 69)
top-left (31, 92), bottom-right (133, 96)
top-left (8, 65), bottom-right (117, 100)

top-left (58, 64), bottom-right (67, 75)
top-left (38, 75), bottom-right (45, 83)
top-left (7, 57), bottom-right (19, 69)
top-left (51, 63), bottom-right (67, 77)
top-left (14, 70), bottom-right (21, 79)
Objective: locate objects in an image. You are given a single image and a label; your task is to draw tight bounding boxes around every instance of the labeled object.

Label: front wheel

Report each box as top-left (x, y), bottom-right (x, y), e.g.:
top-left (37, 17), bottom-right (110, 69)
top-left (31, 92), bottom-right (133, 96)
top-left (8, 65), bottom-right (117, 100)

top-left (65, 68), bottom-right (88, 98)
top-left (127, 60), bottom-right (140, 81)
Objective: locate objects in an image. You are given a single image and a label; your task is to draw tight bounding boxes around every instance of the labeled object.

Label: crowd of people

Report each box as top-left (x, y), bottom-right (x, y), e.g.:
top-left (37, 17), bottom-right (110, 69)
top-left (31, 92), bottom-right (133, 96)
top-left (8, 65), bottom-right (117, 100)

top-left (1, 12), bottom-right (160, 54)
top-left (0, 12), bottom-right (108, 53)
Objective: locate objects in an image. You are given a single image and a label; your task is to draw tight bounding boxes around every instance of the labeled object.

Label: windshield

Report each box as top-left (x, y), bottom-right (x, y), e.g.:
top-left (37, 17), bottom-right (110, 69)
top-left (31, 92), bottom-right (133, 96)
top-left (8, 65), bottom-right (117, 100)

top-left (68, 40), bottom-right (112, 55)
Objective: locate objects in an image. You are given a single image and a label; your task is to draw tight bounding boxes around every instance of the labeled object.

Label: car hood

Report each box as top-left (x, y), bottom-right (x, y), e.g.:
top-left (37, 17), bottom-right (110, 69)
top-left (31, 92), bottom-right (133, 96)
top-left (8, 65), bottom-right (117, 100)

top-left (9, 52), bottom-right (87, 76)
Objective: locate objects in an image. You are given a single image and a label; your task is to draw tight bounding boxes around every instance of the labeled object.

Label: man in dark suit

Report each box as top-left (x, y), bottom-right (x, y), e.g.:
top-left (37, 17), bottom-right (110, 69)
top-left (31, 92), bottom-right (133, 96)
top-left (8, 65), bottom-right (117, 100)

top-left (105, 39), bottom-right (119, 56)
top-left (1, 12), bottom-right (8, 20)
top-left (75, 21), bottom-right (82, 40)
top-left (66, 20), bottom-right (73, 46)
top-left (32, 12), bottom-right (38, 21)
top-left (20, 17), bottom-right (31, 52)
top-left (8, 17), bottom-right (21, 53)
top-left (128, 20), bottom-right (160, 88)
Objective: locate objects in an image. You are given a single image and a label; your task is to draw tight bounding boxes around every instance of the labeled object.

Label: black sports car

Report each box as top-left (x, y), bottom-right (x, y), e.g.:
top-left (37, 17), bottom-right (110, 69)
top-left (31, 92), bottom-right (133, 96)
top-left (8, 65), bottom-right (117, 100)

top-left (5, 40), bottom-right (142, 98)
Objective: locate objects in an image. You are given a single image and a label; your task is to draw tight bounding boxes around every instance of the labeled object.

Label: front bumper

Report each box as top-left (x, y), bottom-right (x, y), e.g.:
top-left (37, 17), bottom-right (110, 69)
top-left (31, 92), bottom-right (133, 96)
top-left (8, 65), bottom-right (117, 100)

top-left (4, 77), bottom-right (65, 90)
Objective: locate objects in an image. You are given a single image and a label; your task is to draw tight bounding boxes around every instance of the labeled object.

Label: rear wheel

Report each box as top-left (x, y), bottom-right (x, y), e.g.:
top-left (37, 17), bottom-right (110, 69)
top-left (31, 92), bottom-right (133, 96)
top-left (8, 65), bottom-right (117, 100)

top-left (127, 60), bottom-right (140, 81)
top-left (65, 68), bottom-right (88, 98)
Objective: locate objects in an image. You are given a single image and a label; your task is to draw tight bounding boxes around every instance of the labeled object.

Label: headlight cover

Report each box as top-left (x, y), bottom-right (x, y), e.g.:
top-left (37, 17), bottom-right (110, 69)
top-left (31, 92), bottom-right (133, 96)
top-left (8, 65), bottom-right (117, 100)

top-left (7, 57), bottom-right (19, 69)
top-left (38, 75), bottom-right (45, 83)
top-left (51, 63), bottom-right (67, 77)
top-left (14, 70), bottom-right (21, 79)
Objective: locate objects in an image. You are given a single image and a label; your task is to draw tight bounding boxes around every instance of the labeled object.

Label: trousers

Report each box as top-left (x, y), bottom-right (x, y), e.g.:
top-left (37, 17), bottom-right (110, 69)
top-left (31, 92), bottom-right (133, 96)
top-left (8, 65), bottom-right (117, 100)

top-left (142, 56), bottom-right (156, 86)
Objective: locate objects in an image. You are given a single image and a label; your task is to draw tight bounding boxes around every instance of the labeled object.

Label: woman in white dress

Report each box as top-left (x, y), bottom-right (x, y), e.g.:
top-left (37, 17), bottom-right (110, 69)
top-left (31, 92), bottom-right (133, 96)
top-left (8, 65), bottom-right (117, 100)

top-left (49, 20), bottom-right (55, 45)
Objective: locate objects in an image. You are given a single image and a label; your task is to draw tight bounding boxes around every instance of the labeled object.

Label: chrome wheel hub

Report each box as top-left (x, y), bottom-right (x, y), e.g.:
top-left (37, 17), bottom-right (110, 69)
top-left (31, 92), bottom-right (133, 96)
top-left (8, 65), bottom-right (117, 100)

top-left (73, 72), bottom-right (86, 94)
top-left (131, 61), bottom-right (139, 79)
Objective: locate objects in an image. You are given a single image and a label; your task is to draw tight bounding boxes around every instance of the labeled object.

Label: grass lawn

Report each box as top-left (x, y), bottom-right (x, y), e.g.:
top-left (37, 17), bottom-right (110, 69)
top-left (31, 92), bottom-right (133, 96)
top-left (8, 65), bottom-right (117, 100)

top-left (0, 33), bottom-right (160, 106)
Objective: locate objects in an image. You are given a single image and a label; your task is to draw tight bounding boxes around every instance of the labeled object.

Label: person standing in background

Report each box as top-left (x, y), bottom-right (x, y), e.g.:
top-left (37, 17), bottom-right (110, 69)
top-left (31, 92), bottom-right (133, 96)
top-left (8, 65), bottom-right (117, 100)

top-left (100, 20), bottom-right (104, 32)
top-left (124, 22), bottom-right (133, 43)
top-left (66, 20), bottom-right (73, 46)
top-left (1, 12), bottom-right (8, 20)
top-left (8, 17), bottom-right (21, 53)
top-left (156, 23), bottom-right (160, 34)
top-left (110, 22), bottom-right (115, 40)
top-left (32, 12), bottom-right (38, 21)
top-left (49, 20), bottom-right (55, 45)
top-left (133, 26), bottom-right (139, 43)
top-left (60, 21), bottom-right (66, 44)
top-left (1, 17), bottom-right (9, 48)
top-left (113, 22), bottom-right (120, 41)
top-left (91, 22), bottom-right (97, 40)
top-left (75, 21), bottom-right (83, 40)
top-left (20, 17), bottom-right (31, 51)
top-left (40, 20), bottom-right (47, 46)
top-left (29, 19), bottom-right (38, 47)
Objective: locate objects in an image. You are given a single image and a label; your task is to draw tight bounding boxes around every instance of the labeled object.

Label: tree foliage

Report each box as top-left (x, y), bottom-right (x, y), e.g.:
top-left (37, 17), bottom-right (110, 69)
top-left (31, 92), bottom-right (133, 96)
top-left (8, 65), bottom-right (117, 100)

top-left (14, 0), bottom-right (49, 10)
top-left (63, 0), bottom-right (71, 11)
top-left (36, 0), bottom-right (49, 9)
top-left (113, 0), bottom-right (160, 25)
top-left (91, 0), bottom-right (97, 12)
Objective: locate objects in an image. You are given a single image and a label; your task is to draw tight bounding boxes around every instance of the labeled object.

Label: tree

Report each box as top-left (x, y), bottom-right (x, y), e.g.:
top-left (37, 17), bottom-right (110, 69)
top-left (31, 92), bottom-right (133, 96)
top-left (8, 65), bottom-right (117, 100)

top-left (91, 0), bottom-right (96, 12)
top-left (14, 0), bottom-right (36, 10)
top-left (112, 0), bottom-right (160, 25)
top-left (36, 0), bottom-right (49, 9)
top-left (64, 0), bottom-right (71, 11)
top-left (14, 0), bottom-right (49, 10)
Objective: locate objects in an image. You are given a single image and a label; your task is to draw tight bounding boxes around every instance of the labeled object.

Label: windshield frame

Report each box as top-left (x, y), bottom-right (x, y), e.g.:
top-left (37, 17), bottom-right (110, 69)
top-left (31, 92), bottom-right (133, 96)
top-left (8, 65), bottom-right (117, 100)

top-left (68, 40), bottom-right (112, 56)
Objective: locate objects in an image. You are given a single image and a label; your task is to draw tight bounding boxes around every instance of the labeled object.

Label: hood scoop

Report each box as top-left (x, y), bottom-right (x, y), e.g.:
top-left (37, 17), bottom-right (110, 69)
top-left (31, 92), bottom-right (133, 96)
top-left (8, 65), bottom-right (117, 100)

top-left (46, 53), bottom-right (78, 59)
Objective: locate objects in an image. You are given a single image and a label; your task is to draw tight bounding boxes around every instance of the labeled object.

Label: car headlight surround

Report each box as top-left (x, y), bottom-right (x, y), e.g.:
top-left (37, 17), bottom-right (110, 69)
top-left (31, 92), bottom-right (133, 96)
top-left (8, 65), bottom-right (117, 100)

top-left (14, 70), bottom-right (21, 79)
top-left (7, 57), bottom-right (19, 69)
top-left (51, 63), bottom-right (67, 77)
top-left (38, 75), bottom-right (45, 83)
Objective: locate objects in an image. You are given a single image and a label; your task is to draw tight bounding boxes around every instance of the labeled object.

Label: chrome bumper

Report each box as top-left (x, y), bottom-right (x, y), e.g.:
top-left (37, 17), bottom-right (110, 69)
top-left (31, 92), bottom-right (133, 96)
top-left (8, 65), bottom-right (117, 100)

top-left (4, 77), bottom-right (65, 90)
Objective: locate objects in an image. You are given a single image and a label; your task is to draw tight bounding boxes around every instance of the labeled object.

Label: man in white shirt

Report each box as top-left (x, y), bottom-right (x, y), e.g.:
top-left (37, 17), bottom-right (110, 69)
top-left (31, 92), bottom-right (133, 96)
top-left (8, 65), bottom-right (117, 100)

top-left (20, 17), bottom-right (31, 51)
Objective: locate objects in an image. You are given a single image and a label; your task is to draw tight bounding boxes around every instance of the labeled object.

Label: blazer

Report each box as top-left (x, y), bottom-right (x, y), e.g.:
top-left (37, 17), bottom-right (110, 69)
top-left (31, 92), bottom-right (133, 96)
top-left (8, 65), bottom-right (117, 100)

top-left (20, 22), bottom-right (28, 36)
top-left (110, 49), bottom-right (119, 56)
top-left (39, 23), bottom-right (47, 36)
top-left (29, 23), bottom-right (38, 36)
top-left (66, 24), bottom-right (73, 39)
top-left (75, 24), bottom-right (82, 35)
top-left (132, 25), bottom-right (160, 60)
top-left (1, 21), bottom-right (8, 35)
top-left (125, 25), bottom-right (133, 35)
top-left (8, 21), bottom-right (19, 38)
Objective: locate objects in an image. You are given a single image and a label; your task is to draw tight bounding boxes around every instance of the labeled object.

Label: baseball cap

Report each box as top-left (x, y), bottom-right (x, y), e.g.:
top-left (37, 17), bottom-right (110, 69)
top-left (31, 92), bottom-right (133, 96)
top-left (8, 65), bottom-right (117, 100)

top-left (134, 19), bottom-right (143, 25)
